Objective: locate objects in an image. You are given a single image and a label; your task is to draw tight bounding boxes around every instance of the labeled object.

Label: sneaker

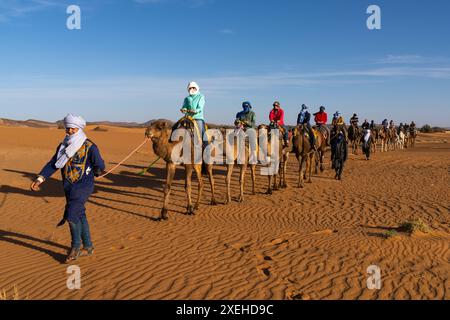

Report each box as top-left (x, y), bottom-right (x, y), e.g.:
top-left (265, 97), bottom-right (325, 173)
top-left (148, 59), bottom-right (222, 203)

top-left (65, 248), bottom-right (81, 264)
top-left (81, 246), bottom-right (94, 257)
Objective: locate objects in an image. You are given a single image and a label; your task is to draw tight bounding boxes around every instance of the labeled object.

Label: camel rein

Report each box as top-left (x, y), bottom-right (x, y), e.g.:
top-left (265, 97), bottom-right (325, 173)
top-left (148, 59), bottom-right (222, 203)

top-left (96, 138), bottom-right (153, 180)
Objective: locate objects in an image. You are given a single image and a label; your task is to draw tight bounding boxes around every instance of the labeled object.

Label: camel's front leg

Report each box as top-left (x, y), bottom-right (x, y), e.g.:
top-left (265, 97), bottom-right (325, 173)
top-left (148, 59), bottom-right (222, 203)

top-left (161, 162), bottom-right (176, 220)
top-left (206, 164), bottom-right (217, 205)
top-left (193, 164), bottom-right (203, 211)
top-left (185, 165), bottom-right (195, 215)
top-left (225, 164), bottom-right (233, 204)
top-left (282, 156), bottom-right (289, 188)
top-left (298, 156), bottom-right (305, 188)
top-left (238, 164), bottom-right (247, 203)
top-left (267, 174), bottom-right (273, 194)
top-left (307, 154), bottom-right (313, 183)
top-left (250, 164), bottom-right (256, 195)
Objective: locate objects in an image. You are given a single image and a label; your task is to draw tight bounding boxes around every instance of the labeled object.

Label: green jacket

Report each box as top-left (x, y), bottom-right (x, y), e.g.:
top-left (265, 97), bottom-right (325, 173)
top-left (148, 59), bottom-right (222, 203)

top-left (236, 110), bottom-right (256, 129)
top-left (182, 93), bottom-right (205, 120)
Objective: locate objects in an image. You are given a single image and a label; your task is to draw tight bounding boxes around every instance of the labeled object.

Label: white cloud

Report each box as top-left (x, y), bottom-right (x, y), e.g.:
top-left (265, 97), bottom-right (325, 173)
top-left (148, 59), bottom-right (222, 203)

top-left (219, 29), bottom-right (234, 35)
top-left (376, 54), bottom-right (449, 65)
top-left (0, 0), bottom-right (64, 22)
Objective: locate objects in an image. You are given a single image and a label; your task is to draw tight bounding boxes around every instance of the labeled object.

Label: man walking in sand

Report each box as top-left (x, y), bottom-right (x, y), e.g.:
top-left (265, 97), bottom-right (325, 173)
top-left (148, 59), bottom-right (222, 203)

top-left (30, 114), bottom-right (105, 263)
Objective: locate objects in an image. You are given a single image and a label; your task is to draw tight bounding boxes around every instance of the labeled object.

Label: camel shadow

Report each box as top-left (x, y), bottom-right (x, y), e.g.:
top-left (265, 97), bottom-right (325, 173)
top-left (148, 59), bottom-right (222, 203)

top-left (2, 168), bottom-right (187, 221)
top-left (0, 229), bottom-right (68, 264)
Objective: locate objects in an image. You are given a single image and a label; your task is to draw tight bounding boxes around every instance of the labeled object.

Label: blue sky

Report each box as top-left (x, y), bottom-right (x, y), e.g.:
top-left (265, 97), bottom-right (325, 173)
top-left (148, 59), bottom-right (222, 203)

top-left (0, 0), bottom-right (449, 126)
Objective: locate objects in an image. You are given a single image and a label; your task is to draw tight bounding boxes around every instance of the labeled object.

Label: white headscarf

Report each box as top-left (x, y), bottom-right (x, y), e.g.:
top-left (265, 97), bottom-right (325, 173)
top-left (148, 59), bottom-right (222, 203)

top-left (55, 114), bottom-right (88, 169)
top-left (187, 81), bottom-right (200, 96)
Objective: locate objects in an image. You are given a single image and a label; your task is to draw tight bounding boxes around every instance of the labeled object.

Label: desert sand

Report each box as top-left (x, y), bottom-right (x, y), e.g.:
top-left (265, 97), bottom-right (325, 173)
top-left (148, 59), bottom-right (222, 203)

top-left (0, 125), bottom-right (449, 300)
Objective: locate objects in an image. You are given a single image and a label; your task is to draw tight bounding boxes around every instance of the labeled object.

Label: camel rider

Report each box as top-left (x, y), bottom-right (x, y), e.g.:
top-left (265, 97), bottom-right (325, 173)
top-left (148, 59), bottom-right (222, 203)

top-left (350, 113), bottom-right (359, 127)
top-left (331, 111), bottom-right (348, 141)
top-left (269, 101), bottom-right (289, 147)
top-left (398, 123), bottom-right (404, 135)
top-left (389, 120), bottom-right (395, 130)
top-left (382, 119), bottom-right (389, 131)
top-left (370, 120), bottom-right (376, 130)
top-left (30, 114), bottom-right (105, 263)
top-left (404, 123), bottom-right (410, 132)
top-left (235, 101), bottom-right (256, 129)
top-left (313, 106), bottom-right (330, 145)
top-left (410, 121), bottom-right (416, 130)
top-left (180, 81), bottom-right (207, 147)
top-left (297, 104), bottom-right (316, 150)
top-left (362, 119), bottom-right (370, 130)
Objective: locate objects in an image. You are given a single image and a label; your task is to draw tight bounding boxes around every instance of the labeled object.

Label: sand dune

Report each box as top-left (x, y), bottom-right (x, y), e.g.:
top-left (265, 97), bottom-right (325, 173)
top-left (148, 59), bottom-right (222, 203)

top-left (0, 127), bottom-right (449, 300)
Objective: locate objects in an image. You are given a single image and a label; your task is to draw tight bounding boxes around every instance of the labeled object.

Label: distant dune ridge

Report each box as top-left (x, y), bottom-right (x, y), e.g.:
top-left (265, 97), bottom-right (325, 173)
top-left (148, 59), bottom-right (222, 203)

top-left (1, 118), bottom-right (448, 131)
top-left (0, 118), bottom-right (174, 129)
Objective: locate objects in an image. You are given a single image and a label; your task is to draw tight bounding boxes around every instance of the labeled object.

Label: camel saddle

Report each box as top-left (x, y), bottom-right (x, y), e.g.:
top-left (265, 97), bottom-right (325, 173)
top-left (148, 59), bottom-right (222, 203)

top-left (294, 125), bottom-right (319, 140)
top-left (315, 125), bottom-right (329, 140)
top-left (171, 116), bottom-right (209, 143)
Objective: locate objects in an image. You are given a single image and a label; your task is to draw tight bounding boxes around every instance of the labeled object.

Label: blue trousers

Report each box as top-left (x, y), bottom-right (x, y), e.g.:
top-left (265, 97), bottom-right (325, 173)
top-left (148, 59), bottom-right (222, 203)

top-left (195, 119), bottom-right (207, 148)
top-left (68, 214), bottom-right (93, 249)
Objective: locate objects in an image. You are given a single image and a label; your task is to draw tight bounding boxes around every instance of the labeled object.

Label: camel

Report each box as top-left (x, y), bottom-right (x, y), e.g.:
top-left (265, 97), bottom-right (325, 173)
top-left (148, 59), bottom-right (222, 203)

top-left (388, 127), bottom-right (397, 151)
top-left (292, 124), bottom-right (316, 188)
top-left (348, 123), bottom-right (361, 155)
top-left (370, 126), bottom-right (379, 153)
top-left (223, 126), bottom-right (257, 204)
top-left (379, 126), bottom-right (389, 152)
top-left (145, 120), bottom-right (217, 220)
top-left (312, 125), bottom-right (328, 174)
top-left (395, 130), bottom-right (406, 150)
top-left (409, 128), bottom-right (417, 148)
top-left (257, 124), bottom-right (289, 194)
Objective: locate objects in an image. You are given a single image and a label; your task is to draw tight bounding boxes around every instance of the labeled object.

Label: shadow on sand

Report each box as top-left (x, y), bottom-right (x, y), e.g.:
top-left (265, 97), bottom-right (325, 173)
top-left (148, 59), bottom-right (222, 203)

top-left (0, 229), bottom-right (68, 264)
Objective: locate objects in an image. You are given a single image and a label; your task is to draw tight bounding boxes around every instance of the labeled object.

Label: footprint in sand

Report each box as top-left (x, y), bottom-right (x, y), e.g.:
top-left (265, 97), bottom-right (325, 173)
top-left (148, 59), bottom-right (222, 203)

top-left (224, 243), bottom-right (251, 253)
top-left (256, 264), bottom-right (272, 277)
top-left (110, 245), bottom-right (127, 251)
top-left (255, 252), bottom-right (275, 278)
top-left (255, 253), bottom-right (273, 261)
top-left (286, 290), bottom-right (310, 300)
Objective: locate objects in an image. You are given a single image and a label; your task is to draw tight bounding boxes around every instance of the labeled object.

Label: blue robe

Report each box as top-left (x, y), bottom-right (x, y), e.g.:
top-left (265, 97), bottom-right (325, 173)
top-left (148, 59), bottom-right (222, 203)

top-left (39, 139), bottom-right (105, 224)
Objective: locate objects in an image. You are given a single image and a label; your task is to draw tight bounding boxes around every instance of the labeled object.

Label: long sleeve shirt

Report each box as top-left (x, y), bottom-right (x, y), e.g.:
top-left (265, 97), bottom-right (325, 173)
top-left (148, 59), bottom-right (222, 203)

top-left (39, 140), bottom-right (105, 187)
top-left (269, 108), bottom-right (285, 126)
top-left (236, 110), bottom-right (256, 128)
top-left (182, 93), bottom-right (205, 120)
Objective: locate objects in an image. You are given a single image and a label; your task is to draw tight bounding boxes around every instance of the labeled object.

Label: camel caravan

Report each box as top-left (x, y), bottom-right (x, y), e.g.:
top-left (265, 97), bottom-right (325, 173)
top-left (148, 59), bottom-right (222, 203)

top-left (142, 82), bottom-right (419, 221)
top-left (30, 82), bottom-right (421, 262)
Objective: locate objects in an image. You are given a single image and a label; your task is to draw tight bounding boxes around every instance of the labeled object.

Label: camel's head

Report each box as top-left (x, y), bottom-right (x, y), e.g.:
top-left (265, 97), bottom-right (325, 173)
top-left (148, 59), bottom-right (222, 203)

top-left (145, 121), bottom-right (170, 140)
top-left (257, 124), bottom-right (269, 131)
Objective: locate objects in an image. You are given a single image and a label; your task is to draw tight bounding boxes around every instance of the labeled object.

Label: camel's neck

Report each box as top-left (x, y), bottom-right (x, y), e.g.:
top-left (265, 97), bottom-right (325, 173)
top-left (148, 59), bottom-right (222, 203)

top-left (151, 130), bottom-right (174, 160)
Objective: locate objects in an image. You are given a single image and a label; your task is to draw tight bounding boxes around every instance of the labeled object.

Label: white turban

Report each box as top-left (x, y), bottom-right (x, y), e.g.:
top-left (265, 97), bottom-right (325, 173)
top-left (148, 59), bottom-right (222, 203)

top-left (187, 81), bottom-right (200, 92)
top-left (55, 114), bottom-right (87, 168)
top-left (64, 114), bottom-right (86, 130)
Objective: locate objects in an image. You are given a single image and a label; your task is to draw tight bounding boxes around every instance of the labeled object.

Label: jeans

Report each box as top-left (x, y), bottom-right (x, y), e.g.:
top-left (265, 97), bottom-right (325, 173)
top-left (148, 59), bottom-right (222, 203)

top-left (280, 125), bottom-right (289, 142)
top-left (68, 214), bottom-right (93, 249)
top-left (304, 123), bottom-right (315, 146)
top-left (195, 119), bottom-right (207, 148)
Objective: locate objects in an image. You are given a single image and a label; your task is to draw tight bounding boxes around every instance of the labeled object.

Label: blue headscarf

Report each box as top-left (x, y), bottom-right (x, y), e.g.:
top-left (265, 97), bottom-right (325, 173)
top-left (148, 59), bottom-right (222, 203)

top-left (298, 104), bottom-right (308, 124)
top-left (242, 101), bottom-right (252, 113)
